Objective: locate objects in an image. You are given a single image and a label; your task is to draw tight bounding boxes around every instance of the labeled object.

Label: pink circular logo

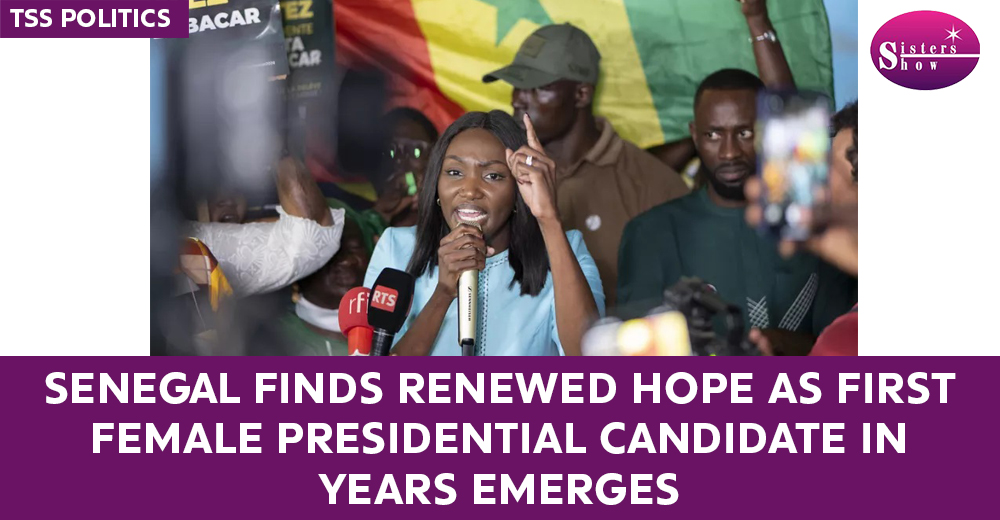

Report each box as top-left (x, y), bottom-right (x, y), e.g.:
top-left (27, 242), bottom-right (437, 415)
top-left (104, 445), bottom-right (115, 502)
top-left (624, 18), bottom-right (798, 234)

top-left (871, 11), bottom-right (979, 90)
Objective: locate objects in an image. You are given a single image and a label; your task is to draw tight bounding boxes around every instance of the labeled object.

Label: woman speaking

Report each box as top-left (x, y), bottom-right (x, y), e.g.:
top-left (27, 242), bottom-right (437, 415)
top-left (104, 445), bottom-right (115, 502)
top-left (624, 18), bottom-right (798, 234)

top-left (363, 111), bottom-right (604, 355)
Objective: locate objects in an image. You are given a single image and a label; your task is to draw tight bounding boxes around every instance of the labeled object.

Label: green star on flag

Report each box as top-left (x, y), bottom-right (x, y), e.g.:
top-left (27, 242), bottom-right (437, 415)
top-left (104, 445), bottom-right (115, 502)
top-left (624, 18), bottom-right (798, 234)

top-left (478, 0), bottom-right (553, 45)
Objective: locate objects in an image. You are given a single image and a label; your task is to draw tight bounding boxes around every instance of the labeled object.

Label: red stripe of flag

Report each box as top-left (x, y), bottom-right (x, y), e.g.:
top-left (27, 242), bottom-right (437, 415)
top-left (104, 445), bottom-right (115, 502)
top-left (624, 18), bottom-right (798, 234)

top-left (334, 0), bottom-right (464, 133)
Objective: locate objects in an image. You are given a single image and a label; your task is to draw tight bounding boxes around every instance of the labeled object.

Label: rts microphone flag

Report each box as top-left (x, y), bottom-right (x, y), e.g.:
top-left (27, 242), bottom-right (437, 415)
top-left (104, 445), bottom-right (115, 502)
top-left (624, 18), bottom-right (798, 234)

top-left (338, 287), bottom-right (373, 356)
top-left (367, 268), bottom-right (415, 356)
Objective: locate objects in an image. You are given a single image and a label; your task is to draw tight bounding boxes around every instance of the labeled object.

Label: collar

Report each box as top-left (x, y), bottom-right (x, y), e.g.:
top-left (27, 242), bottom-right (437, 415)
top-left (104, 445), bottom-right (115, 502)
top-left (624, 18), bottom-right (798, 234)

top-left (295, 296), bottom-right (341, 333)
top-left (485, 248), bottom-right (509, 268)
top-left (562, 117), bottom-right (624, 177)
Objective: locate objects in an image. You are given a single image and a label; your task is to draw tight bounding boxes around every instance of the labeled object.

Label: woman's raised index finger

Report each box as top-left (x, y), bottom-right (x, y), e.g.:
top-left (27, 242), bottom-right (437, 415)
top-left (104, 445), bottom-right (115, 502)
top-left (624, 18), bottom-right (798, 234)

top-left (523, 114), bottom-right (545, 153)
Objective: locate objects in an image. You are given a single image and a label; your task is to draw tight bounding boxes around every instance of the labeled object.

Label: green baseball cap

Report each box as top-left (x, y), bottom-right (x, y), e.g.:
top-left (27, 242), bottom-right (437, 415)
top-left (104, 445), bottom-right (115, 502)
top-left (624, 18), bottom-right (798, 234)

top-left (483, 23), bottom-right (601, 89)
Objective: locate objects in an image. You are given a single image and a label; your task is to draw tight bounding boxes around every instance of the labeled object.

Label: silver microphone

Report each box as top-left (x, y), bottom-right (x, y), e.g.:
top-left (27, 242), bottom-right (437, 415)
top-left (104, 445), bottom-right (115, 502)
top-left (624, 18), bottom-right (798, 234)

top-left (458, 224), bottom-right (481, 355)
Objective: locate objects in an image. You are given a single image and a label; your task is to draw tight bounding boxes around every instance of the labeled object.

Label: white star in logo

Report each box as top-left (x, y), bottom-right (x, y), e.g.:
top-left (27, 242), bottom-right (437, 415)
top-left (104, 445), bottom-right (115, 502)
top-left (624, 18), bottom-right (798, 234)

top-left (945, 24), bottom-right (963, 43)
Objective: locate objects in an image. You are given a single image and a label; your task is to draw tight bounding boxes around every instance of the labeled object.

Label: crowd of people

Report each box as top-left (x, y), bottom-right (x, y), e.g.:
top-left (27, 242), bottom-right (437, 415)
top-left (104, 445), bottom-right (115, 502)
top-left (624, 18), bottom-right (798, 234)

top-left (169, 0), bottom-right (858, 357)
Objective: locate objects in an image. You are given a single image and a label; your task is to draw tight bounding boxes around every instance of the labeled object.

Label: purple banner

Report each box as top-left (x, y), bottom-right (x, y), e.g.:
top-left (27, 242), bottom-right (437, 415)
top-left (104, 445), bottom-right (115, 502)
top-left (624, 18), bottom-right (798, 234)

top-left (0, 357), bottom-right (994, 518)
top-left (0, 1), bottom-right (188, 38)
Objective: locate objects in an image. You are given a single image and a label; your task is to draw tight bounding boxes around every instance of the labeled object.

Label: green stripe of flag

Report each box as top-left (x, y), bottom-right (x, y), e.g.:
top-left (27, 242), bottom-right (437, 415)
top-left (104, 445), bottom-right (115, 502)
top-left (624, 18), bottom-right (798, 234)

top-left (624, 0), bottom-right (834, 143)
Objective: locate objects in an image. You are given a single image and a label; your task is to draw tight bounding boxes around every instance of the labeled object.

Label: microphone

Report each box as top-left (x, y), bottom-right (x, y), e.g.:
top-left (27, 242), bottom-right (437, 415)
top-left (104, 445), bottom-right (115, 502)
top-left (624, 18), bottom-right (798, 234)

top-left (338, 287), bottom-right (373, 356)
top-left (458, 223), bottom-right (481, 356)
top-left (366, 268), bottom-right (416, 356)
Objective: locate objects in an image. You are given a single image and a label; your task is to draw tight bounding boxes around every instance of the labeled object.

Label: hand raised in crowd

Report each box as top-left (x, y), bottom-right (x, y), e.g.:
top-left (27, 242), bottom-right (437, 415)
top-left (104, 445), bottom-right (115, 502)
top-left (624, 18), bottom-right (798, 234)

top-left (434, 223), bottom-right (495, 299)
top-left (274, 155), bottom-right (334, 226)
top-left (507, 114), bottom-right (559, 223)
top-left (744, 177), bottom-right (858, 277)
top-left (372, 173), bottom-right (418, 225)
top-left (737, 0), bottom-right (768, 20)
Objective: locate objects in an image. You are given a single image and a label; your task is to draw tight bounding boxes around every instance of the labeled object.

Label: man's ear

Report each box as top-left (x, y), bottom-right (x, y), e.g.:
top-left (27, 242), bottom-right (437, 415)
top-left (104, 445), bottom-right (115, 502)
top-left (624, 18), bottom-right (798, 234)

top-left (688, 121), bottom-right (698, 151)
top-left (575, 83), bottom-right (595, 109)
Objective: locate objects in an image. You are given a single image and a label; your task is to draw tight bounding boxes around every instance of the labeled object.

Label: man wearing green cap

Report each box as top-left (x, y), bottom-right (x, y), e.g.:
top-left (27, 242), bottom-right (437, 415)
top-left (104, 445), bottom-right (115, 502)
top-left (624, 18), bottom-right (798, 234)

top-left (483, 22), bottom-right (689, 309)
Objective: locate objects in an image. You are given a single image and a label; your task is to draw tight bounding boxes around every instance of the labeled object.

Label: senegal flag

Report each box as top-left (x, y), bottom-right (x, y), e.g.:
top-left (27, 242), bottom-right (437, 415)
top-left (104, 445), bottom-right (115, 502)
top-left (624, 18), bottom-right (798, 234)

top-left (335, 0), bottom-right (833, 148)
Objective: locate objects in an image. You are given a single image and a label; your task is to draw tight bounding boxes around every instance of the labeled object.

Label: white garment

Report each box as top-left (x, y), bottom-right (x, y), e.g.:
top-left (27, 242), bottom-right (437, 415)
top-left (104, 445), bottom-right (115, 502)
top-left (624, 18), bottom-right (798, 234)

top-left (185, 207), bottom-right (345, 296)
top-left (295, 296), bottom-right (341, 333)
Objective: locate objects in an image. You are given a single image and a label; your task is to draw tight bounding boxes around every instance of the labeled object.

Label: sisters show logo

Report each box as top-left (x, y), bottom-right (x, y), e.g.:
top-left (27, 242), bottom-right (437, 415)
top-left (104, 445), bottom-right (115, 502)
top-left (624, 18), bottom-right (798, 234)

top-left (872, 11), bottom-right (979, 90)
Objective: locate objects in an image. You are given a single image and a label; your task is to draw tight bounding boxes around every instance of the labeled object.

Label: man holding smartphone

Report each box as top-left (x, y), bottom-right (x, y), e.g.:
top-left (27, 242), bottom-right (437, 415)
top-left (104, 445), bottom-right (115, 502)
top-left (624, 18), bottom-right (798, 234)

top-left (369, 107), bottom-right (438, 228)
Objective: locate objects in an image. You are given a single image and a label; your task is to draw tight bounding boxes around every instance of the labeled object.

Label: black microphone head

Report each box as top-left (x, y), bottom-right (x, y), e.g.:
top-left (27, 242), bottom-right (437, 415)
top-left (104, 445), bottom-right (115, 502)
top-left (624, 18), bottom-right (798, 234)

top-left (367, 268), bottom-right (415, 333)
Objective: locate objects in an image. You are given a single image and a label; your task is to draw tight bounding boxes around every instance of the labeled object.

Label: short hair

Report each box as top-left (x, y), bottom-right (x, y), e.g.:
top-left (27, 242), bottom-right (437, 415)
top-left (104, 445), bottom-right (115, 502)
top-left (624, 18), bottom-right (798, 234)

top-left (407, 111), bottom-right (550, 296)
top-left (694, 68), bottom-right (764, 108)
top-left (832, 101), bottom-right (858, 182)
top-left (384, 106), bottom-right (439, 143)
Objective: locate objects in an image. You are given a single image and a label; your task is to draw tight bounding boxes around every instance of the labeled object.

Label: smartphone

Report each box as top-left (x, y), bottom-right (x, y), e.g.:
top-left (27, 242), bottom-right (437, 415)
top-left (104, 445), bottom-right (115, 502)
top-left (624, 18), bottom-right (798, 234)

top-left (404, 172), bottom-right (418, 196)
top-left (755, 90), bottom-right (832, 241)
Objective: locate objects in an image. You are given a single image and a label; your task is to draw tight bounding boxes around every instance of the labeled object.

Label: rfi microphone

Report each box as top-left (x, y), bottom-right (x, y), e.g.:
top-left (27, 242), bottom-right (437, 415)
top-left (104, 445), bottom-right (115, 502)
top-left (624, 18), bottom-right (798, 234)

top-left (366, 268), bottom-right (416, 356)
top-left (338, 287), bottom-right (373, 356)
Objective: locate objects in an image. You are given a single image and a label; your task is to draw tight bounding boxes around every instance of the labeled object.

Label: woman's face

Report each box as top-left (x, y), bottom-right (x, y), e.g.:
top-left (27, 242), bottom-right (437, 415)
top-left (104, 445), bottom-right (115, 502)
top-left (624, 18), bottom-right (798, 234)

top-left (437, 128), bottom-right (516, 241)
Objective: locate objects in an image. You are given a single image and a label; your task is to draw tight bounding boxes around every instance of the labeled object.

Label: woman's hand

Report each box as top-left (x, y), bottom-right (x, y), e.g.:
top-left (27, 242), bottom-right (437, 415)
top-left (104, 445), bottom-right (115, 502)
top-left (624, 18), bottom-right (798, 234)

top-left (434, 223), bottom-right (494, 298)
top-left (507, 114), bottom-right (559, 223)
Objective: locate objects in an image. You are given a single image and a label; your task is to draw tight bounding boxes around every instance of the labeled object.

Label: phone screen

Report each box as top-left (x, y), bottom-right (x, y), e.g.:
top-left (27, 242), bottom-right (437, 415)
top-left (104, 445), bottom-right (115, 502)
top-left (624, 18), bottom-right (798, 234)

top-left (755, 90), bottom-right (832, 241)
top-left (405, 172), bottom-right (418, 196)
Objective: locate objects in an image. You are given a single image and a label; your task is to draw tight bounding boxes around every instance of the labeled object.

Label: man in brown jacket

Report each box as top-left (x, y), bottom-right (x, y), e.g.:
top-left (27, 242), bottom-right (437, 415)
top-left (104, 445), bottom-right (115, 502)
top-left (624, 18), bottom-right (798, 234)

top-left (484, 23), bottom-right (689, 307)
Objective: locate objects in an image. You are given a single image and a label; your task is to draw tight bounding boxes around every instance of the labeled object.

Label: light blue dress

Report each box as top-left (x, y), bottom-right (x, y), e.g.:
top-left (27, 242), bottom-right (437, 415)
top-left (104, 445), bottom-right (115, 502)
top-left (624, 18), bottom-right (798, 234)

top-left (363, 227), bottom-right (605, 356)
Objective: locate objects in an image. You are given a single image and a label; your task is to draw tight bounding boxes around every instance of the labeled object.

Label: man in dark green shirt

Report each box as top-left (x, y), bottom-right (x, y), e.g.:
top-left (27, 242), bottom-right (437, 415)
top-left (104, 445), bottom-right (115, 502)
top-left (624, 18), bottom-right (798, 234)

top-left (617, 69), bottom-right (850, 351)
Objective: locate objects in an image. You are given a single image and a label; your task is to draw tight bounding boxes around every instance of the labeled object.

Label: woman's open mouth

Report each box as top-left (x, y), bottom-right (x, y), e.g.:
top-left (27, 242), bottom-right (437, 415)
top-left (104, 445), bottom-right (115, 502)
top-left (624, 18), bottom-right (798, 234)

top-left (453, 204), bottom-right (488, 225)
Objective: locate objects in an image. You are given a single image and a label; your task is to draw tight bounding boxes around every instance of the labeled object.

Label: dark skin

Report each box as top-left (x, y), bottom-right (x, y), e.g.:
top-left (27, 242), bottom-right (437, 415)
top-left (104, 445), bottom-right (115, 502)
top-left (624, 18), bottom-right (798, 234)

top-left (672, 0), bottom-right (806, 353)
top-left (391, 128), bottom-right (507, 356)
top-left (828, 129), bottom-right (858, 209)
top-left (647, 139), bottom-right (698, 174)
top-left (691, 92), bottom-right (820, 351)
top-left (745, 179), bottom-right (857, 356)
top-left (649, 0), bottom-right (795, 171)
top-left (300, 218), bottom-right (370, 311)
top-left (511, 80), bottom-right (600, 171)
top-left (689, 88), bottom-right (758, 208)
top-left (275, 156), bottom-right (334, 226)
top-left (372, 118), bottom-right (435, 228)
top-left (740, 0), bottom-right (809, 352)
top-left (208, 192), bottom-right (248, 224)
top-left (392, 118), bottom-right (598, 356)
top-left (739, 0), bottom-right (795, 88)
top-left (203, 156), bottom-right (331, 226)
top-left (297, 218), bottom-right (370, 340)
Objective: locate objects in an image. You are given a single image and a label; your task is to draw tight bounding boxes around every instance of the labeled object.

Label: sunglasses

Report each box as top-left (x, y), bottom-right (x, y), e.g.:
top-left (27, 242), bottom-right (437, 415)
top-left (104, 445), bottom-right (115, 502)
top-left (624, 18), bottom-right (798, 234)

top-left (387, 138), bottom-right (431, 162)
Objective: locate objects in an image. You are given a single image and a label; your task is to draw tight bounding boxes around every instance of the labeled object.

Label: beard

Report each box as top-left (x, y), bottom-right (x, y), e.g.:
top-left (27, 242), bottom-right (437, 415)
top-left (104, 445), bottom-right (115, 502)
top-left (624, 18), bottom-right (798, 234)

top-left (704, 162), bottom-right (752, 202)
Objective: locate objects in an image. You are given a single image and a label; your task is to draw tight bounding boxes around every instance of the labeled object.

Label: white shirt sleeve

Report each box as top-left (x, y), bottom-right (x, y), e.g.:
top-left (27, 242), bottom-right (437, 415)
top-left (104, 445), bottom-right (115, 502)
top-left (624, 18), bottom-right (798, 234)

top-left (184, 207), bottom-right (345, 296)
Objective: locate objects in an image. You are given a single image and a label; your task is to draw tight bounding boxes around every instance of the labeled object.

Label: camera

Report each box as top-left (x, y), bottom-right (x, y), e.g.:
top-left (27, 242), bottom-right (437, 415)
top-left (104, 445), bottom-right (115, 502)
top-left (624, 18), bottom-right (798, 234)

top-left (582, 277), bottom-right (758, 357)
